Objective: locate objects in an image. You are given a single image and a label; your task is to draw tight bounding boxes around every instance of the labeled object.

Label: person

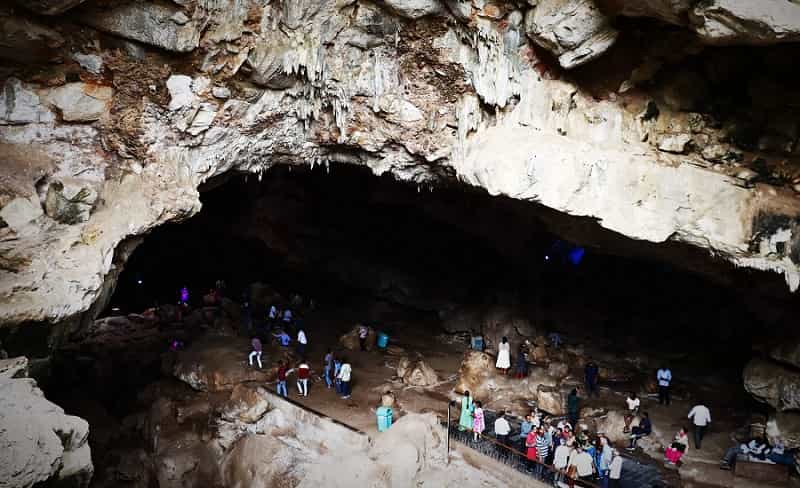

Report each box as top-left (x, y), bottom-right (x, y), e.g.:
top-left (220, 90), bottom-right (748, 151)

top-left (323, 349), bottom-right (334, 388)
top-left (296, 360), bottom-right (310, 397)
top-left (472, 400), bottom-right (485, 441)
top-left (459, 391), bottom-right (474, 431)
top-left (584, 361), bottom-right (600, 397)
top-left (548, 331), bottom-right (562, 348)
top-left (276, 361), bottom-right (288, 397)
top-left (767, 438), bottom-right (795, 466)
top-left (535, 427), bottom-right (550, 479)
top-left (687, 403), bottom-right (711, 449)
top-left (337, 358), bottom-right (352, 399)
top-left (296, 328), bottom-right (308, 357)
top-left (623, 392), bottom-right (640, 433)
top-left (721, 437), bottom-right (770, 470)
top-left (268, 305), bottom-right (279, 326)
top-left (282, 308), bottom-right (293, 325)
top-left (513, 414), bottom-right (534, 444)
top-left (248, 337), bottom-right (263, 369)
top-left (333, 356), bottom-right (343, 394)
top-left (628, 412), bottom-right (652, 450)
top-left (494, 411), bottom-right (511, 446)
top-left (525, 426), bottom-right (538, 465)
top-left (553, 439), bottom-right (572, 480)
top-left (496, 336), bottom-right (511, 374)
top-left (569, 446), bottom-right (595, 484)
top-left (567, 388), bottom-right (580, 427)
top-left (657, 366), bottom-right (672, 406)
top-left (609, 449), bottom-right (623, 488)
top-left (514, 343), bottom-right (528, 379)
top-left (179, 286), bottom-right (189, 305)
top-left (665, 427), bottom-right (689, 465)
top-left (598, 436), bottom-right (613, 488)
top-left (273, 329), bottom-right (291, 347)
top-left (358, 325), bottom-right (369, 351)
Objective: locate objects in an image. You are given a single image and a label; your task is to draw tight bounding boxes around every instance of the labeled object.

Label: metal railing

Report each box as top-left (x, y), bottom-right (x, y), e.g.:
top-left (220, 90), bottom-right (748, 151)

top-left (442, 417), bottom-right (602, 488)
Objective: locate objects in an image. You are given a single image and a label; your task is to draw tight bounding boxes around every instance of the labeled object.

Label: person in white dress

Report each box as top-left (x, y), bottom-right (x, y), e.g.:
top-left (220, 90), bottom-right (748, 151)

top-left (496, 336), bottom-right (511, 374)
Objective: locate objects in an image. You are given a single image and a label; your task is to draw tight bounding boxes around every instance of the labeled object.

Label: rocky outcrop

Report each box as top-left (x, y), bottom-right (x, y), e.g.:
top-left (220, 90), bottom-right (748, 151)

top-left (690, 0), bottom-right (800, 45)
top-left (397, 356), bottom-right (439, 386)
top-left (15, 0), bottom-right (87, 16)
top-left (0, 373), bottom-right (93, 487)
top-left (524, 0), bottom-right (618, 69)
top-left (378, 0), bottom-right (444, 19)
top-left (743, 358), bottom-right (800, 412)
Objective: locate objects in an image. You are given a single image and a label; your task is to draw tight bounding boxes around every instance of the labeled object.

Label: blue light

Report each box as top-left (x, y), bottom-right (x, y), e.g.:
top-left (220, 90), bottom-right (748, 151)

top-left (568, 247), bottom-right (585, 266)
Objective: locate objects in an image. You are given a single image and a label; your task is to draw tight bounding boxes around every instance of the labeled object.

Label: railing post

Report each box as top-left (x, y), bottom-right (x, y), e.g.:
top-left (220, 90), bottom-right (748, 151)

top-left (446, 400), bottom-right (456, 464)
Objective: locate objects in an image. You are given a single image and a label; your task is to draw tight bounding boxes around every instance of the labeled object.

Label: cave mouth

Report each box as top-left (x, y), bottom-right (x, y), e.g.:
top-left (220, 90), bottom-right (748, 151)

top-left (36, 162), bottom-right (800, 487)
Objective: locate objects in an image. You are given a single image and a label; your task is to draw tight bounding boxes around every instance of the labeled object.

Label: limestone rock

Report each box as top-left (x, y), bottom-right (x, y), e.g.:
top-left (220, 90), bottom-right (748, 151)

top-left (531, 345), bottom-right (548, 363)
top-left (15, 0), bottom-right (87, 15)
top-left (657, 134), bottom-right (691, 153)
top-left (0, 15), bottom-right (65, 63)
top-left (767, 411), bottom-right (800, 449)
top-left (340, 324), bottom-right (377, 351)
top-left (770, 340), bottom-right (800, 370)
top-left (80, 3), bottom-right (202, 52)
top-left (221, 384), bottom-right (272, 423)
top-left (619, 0), bottom-right (694, 25)
top-left (170, 337), bottom-right (272, 392)
top-left (536, 385), bottom-right (564, 415)
top-left (690, 0), bottom-right (800, 46)
top-left (481, 306), bottom-right (539, 352)
top-left (594, 410), bottom-right (632, 444)
top-left (743, 358), bottom-right (800, 412)
top-left (221, 434), bottom-right (294, 488)
top-left (0, 377), bottom-right (93, 488)
top-left (247, 41), bottom-right (297, 90)
top-left (546, 361), bottom-right (569, 379)
top-left (0, 78), bottom-right (53, 124)
top-left (398, 357), bottom-right (439, 387)
top-left (0, 195), bottom-right (44, 232)
top-left (524, 0), bottom-right (619, 69)
top-left (0, 356), bottom-right (28, 379)
top-left (454, 350), bottom-right (495, 399)
top-left (167, 75), bottom-right (196, 111)
top-left (377, 0), bottom-right (444, 19)
top-left (41, 82), bottom-right (113, 122)
top-left (72, 53), bottom-right (103, 74)
top-left (443, 0), bottom-right (472, 22)
top-left (43, 179), bottom-right (98, 224)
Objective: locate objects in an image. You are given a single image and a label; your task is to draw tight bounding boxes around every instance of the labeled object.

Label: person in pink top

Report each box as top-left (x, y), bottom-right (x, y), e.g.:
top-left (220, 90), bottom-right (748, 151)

top-left (472, 401), bottom-right (485, 441)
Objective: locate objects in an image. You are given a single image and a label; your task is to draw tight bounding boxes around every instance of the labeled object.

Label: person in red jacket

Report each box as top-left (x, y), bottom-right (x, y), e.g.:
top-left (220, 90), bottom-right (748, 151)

top-left (296, 361), bottom-right (310, 397)
top-left (276, 361), bottom-right (288, 398)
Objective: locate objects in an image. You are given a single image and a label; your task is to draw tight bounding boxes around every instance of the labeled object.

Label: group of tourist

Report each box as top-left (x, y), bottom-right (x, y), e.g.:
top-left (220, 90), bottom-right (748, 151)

top-left (458, 391), bottom-right (624, 487)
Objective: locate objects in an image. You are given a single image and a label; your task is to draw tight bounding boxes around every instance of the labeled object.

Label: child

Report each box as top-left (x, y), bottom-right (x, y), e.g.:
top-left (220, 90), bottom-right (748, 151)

top-left (472, 401), bottom-right (485, 441)
top-left (248, 337), bottom-right (262, 369)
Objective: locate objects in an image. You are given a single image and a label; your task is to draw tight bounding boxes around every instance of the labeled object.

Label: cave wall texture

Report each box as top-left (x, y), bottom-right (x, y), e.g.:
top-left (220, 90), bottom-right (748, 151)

top-left (2, 0), bottom-right (800, 325)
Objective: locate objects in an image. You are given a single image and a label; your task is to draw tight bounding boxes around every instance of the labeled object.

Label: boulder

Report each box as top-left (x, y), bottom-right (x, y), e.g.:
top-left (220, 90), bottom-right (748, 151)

top-left (72, 52), bottom-right (103, 74)
top-left (0, 377), bottom-right (93, 487)
top-left (593, 410), bottom-right (633, 444)
top-left (454, 350), bottom-right (495, 399)
top-left (339, 325), bottom-right (377, 351)
top-left (80, 2), bottom-right (202, 53)
top-left (0, 77), bottom-right (53, 124)
top-left (536, 385), bottom-right (564, 415)
top-left (531, 345), bottom-right (548, 363)
top-left (690, 0), bottom-right (800, 46)
top-left (15, 0), bottom-right (87, 15)
top-left (547, 361), bottom-right (569, 379)
top-left (398, 358), bottom-right (439, 387)
top-left (766, 411), bottom-right (800, 449)
top-left (0, 356), bottom-right (29, 379)
top-left (41, 82), bottom-right (113, 122)
top-left (220, 384), bottom-right (272, 423)
top-left (743, 358), bottom-right (800, 412)
top-left (221, 434), bottom-right (294, 488)
top-left (377, 0), bottom-right (444, 19)
top-left (524, 0), bottom-right (618, 69)
top-left (0, 195), bottom-right (44, 232)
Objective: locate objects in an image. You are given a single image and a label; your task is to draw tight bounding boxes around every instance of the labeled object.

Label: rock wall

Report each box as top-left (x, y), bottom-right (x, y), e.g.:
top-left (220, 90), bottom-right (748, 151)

top-left (1, 0), bottom-right (800, 330)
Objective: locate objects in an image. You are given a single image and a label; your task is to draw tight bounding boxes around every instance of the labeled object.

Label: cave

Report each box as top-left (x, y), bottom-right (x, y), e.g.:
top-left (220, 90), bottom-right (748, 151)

top-left (4, 0), bottom-right (800, 487)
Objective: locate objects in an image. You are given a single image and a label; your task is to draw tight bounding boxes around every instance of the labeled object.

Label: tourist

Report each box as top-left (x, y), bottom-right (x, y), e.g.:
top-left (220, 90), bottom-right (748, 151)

top-left (323, 349), bottom-right (334, 388)
top-left (665, 427), bottom-right (689, 465)
top-left (553, 438), bottom-right (572, 477)
top-left (358, 324), bottom-right (369, 351)
top-left (273, 329), bottom-right (291, 347)
top-left (535, 427), bottom-right (550, 479)
top-left (248, 336), bottom-right (263, 369)
top-left (525, 427), bottom-right (539, 475)
top-left (514, 343), bottom-right (528, 379)
top-left (268, 304), bottom-right (279, 326)
top-left (623, 392), bottom-right (640, 433)
top-left (513, 413), bottom-right (534, 445)
top-left (333, 356), bottom-right (343, 395)
top-left (296, 327), bottom-right (308, 357)
top-left (472, 400), bottom-right (485, 441)
top-left (276, 361), bottom-right (288, 398)
top-left (628, 412), bottom-right (652, 450)
top-left (179, 286), bottom-right (189, 305)
top-left (584, 361), bottom-right (600, 397)
top-left (609, 449), bottom-right (623, 488)
top-left (296, 360), bottom-right (310, 397)
top-left (337, 357), bottom-right (352, 399)
top-left (687, 403), bottom-right (711, 449)
top-left (548, 331), bottom-right (562, 348)
top-left (494, 411), bottom-right (512, 446)
top-left (598, 435), bottom-right (613, 488)
top-left (569, 446), bottom-right (595, 484)
top-left (567, 388), bottom-right (580, 427)
top-left (496, 336), bottom-right (511, 374)
top-left (657, 366), bottom-right (672, 406)
top-left (459, 391), bottom-right (474, 431)
top-left (283, 308), bottom-right (293, 324)
top-left (720, 437), bottom-right (769, 470)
